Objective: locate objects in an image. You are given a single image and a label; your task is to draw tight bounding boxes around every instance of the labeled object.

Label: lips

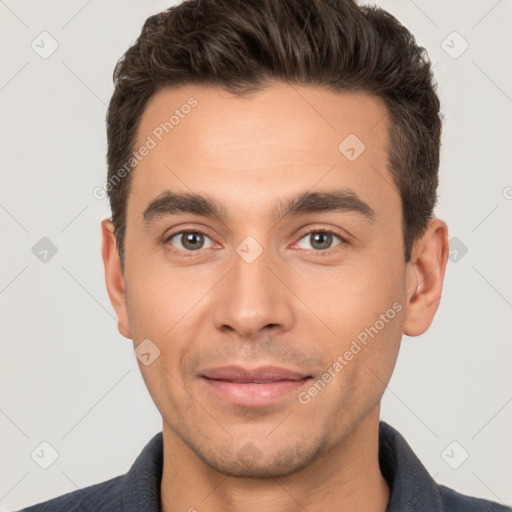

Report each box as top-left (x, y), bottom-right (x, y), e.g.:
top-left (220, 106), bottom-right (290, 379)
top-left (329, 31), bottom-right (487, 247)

top-left (200, 365), bottom-right (310, 382)
top-left (199, 365), bottom-right (312, 407)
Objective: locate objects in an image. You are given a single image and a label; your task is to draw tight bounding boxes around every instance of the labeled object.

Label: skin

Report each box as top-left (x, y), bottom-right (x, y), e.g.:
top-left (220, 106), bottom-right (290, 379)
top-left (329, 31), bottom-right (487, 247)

top-left (101, 83), bottom-right (449, 512)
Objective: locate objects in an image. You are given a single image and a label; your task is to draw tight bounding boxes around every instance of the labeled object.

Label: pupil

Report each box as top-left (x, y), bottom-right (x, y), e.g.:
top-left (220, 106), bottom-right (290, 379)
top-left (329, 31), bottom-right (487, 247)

top-left (183, 232), bottom-right (203, 250)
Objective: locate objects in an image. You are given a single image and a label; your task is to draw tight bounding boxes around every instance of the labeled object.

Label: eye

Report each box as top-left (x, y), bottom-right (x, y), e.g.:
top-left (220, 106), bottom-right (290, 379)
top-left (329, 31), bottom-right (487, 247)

top-left (166, 231), bottom-right (215, 252)
top-left (295, 229), bottom-right (345, 252)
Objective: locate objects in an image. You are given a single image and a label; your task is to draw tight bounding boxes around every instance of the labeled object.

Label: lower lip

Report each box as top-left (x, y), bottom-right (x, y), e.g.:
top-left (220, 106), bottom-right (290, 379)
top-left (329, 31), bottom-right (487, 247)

top-left (201, 377), bottom-right (311, 407)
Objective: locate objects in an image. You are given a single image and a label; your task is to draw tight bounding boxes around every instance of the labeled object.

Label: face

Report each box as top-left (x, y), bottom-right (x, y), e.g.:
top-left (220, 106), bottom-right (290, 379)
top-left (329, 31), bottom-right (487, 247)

top-left (103, 83), bottom-right (445, 478)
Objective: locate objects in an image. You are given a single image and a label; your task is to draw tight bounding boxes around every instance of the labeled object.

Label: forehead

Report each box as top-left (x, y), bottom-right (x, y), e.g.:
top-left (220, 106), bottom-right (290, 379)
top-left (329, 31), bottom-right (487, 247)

top-left (129, 83), bottom-right (397, 218)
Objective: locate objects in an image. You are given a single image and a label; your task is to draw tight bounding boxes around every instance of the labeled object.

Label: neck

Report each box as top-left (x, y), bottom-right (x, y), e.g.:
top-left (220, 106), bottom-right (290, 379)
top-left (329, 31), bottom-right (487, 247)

top-left (160, 408), bottom-right (390, 512)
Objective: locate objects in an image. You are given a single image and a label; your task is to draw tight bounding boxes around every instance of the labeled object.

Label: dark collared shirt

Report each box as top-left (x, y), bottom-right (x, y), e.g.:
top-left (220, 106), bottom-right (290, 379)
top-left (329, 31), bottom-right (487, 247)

top-left (19, 421), bottom-right (510, 511)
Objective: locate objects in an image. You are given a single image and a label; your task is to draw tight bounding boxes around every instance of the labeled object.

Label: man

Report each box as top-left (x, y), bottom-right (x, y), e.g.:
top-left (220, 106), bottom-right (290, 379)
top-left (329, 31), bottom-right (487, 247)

top-left (19, 0), bottom-right (510, 510)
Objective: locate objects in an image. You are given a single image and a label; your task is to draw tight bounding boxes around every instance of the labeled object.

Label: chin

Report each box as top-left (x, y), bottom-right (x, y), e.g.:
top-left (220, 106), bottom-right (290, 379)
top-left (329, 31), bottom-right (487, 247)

top-left (192, 436), bottom-right (329, 479)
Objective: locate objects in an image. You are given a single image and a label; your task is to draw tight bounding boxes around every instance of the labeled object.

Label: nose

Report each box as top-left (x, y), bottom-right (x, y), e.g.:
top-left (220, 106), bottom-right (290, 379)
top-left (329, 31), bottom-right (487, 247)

top-left (212, 241), bottom-right (294, 338)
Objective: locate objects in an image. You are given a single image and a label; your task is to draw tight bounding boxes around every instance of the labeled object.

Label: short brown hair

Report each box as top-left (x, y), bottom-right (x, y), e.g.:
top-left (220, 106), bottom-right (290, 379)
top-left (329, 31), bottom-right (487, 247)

top-left (106, 0), bottom-right (442, 268)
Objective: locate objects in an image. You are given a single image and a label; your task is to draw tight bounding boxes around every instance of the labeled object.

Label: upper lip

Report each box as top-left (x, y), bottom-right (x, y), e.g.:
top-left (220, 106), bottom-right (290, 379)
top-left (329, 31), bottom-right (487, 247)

top-left (200, 365), bottom-right (311, 383)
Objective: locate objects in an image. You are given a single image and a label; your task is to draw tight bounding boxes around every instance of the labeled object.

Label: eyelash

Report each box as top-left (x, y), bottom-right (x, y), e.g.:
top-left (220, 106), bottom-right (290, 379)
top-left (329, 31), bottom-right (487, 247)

top-left (164, 226), bottom-right (349, 258)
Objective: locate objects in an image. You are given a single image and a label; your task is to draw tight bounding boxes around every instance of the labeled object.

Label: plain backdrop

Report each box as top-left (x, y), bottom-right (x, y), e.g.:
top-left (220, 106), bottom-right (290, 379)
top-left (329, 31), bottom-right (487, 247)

top-left (1, 1), bottom-right (511, 510)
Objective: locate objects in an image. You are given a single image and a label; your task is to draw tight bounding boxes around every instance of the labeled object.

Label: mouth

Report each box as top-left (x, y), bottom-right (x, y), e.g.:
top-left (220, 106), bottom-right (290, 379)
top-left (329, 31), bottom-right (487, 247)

top-left (199, 365), bottom-right (313, 407)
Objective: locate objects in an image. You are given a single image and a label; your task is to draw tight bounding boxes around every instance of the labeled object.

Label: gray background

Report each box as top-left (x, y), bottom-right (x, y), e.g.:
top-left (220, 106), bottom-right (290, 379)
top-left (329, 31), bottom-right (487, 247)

top-left (1, 0), bottom-right (511, 510)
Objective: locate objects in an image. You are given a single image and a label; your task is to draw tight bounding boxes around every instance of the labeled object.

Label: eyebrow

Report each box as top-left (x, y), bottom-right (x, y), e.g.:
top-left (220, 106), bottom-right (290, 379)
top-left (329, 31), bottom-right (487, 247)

top-left (142, 188), bottom-right (376, 225)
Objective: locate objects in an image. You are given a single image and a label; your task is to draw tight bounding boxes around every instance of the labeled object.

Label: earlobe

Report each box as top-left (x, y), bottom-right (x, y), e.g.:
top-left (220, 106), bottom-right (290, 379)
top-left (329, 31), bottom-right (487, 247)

top-left (403, 219), bottom-right (449, 337)
top-left (101, 218), bottom-right (132, 340)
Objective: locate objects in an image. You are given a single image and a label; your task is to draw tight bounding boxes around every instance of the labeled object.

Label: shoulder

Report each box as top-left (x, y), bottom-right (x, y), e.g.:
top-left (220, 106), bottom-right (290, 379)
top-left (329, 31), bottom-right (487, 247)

top-left (17, 474), bottom-right (125, 512)
top-left (17, 432), bottom-right (163, 512)
top-left (378, 421), bottom-right (510, 512)
top-left (439, 484), bottom-right (511, 512)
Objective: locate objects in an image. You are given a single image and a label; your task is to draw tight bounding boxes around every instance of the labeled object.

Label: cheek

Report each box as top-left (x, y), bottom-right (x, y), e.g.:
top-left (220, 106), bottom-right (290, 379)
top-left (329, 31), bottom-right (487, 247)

top-left (123, 255), bottom-right (215, 380)
top-left (310, 299), bottom-right (404, 430)
top-left (123, 242), bottom-right (196, 337)
top-left (292, 251), bottom-right (406, 396)
top-left (292, 251), bottom-right (405, 333)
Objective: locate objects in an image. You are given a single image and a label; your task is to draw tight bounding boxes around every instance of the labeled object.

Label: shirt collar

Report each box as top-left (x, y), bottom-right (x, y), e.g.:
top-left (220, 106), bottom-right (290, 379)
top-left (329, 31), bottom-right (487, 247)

top-left (379, 421), bottom-right (444, 511)
top-left (121, 430), bottom-right (163, 512)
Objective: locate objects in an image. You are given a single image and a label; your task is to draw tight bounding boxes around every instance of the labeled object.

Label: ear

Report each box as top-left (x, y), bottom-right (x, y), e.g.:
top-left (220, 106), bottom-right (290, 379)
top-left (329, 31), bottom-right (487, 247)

top-left (101, 218), bottom-right (132, 339)
top-left (403, 218), bottom-right (449, 337)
